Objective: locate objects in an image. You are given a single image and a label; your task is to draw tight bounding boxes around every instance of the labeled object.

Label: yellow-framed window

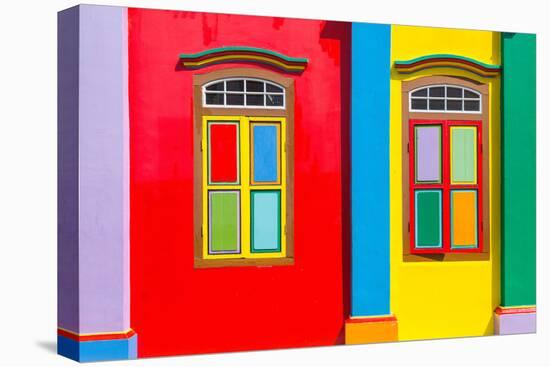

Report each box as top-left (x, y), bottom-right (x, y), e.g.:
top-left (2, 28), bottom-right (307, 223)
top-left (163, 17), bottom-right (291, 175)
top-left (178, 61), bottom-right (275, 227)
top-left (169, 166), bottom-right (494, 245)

top-left (202, 115), bottom-right (287, 259)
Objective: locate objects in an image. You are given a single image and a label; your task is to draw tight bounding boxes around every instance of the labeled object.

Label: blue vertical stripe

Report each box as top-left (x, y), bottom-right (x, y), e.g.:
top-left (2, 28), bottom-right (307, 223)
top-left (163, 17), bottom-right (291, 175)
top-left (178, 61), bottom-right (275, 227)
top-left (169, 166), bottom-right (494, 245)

top-left (253, 125), bottom-right (278, 182)
top-left (350, 23), bottom-right (391, 316)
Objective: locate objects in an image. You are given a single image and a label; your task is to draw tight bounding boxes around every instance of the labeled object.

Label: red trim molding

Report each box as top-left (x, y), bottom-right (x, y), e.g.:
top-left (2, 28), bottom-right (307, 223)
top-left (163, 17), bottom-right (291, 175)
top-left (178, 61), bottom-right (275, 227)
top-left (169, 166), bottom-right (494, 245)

top-left (495, 306), bottom-right (536, 315)
top-left (346, 315), bottom-right (397, 324)
top-left (58, 328), bottom-right (136, 342)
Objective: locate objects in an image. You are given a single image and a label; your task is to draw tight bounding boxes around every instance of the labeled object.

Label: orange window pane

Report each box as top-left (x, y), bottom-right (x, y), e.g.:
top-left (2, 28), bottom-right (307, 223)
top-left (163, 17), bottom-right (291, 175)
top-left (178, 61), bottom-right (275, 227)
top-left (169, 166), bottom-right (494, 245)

top-left (451, 190), bottom-right (478, 248)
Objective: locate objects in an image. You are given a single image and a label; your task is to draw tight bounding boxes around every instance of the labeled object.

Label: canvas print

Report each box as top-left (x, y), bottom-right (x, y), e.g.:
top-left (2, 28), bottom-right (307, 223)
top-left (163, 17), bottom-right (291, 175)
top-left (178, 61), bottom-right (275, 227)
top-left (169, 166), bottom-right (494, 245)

top-left (57, 4), bottom-right (536, 362)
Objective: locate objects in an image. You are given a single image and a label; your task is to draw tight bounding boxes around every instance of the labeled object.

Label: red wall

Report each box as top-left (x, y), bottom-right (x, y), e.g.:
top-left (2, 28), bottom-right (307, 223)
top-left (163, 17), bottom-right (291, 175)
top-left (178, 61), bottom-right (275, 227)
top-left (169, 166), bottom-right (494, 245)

top-left (129, 8), bottom-right (350, 357)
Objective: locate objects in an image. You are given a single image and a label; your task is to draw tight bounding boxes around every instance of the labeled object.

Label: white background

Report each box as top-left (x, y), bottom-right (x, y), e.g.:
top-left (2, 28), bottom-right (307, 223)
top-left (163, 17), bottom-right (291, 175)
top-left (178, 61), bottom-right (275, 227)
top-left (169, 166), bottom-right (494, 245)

top-left (0, 0), bottom-right (547, 366)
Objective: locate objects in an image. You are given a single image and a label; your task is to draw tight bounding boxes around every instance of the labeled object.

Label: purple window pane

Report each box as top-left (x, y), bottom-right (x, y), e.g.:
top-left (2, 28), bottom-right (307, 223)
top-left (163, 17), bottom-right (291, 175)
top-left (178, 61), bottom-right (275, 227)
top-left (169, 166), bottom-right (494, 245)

top-left (415, 126), bottom-right (441, 182)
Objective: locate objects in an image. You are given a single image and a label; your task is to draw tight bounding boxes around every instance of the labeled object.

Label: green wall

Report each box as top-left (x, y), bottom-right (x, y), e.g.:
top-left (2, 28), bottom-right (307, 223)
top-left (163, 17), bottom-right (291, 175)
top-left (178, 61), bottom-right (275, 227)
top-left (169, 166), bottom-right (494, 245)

top-left (501, 33), bottom-right (536, 306)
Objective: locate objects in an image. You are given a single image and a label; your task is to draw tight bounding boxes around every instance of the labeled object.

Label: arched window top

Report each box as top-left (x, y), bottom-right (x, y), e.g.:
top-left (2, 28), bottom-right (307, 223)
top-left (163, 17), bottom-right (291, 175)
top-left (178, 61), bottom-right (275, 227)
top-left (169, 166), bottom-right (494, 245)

top-left (409, 84), bottom-right (481, 113)
top-left (202, 77), bottom-right (285, 109)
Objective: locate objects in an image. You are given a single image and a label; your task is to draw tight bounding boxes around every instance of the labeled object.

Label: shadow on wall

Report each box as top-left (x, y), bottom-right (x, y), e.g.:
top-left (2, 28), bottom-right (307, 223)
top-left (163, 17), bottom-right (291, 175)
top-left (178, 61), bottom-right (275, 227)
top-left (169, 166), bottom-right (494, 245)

top-left (491, 31), bottom-right (501, 64)
top-left (320, 20), bottom-right (351, 345)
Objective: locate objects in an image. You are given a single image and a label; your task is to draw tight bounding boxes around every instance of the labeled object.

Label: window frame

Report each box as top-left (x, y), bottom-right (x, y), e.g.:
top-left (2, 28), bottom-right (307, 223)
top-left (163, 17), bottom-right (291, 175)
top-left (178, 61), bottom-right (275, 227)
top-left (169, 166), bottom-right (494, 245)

top-left (201, 115), bottom-right (288, 261)
top-left (193, 68), bottom-right (295, 268)
top-left (202, 77), bottom-right (286, 109)
top-left (409, 84), bottom-right (482, 114)
top-left (409, 119), bottom-right (483, 255)
top-left (401, 76), bottom-right (490, 261)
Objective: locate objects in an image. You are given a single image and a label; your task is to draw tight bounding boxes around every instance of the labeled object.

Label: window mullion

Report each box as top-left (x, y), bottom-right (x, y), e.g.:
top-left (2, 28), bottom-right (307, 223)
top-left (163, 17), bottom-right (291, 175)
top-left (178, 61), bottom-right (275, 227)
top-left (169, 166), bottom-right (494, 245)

top-left (279, 118), bottom-right (287, 257)
top-left (202, 117), bottom-right (209, 259)
top-left (442, 121), bottom-right (451, 252)
top-left (240, 116), bottom-right (252, 258)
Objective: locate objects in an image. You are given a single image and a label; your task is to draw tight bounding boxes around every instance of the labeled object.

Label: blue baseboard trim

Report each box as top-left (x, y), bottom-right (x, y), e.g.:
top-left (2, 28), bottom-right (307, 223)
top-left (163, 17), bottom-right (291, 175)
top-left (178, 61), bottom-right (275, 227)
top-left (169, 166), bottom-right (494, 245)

top-left (58, 334), bottom-right (138, 362)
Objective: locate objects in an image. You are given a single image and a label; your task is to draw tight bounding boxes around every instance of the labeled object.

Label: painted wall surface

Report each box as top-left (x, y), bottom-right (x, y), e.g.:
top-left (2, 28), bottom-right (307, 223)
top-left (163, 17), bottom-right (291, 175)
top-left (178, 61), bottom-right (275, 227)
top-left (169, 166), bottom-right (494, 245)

top-left (389, 26), bottom-right (501, 340)
top-left (128, 9), bottom-right (350, 357)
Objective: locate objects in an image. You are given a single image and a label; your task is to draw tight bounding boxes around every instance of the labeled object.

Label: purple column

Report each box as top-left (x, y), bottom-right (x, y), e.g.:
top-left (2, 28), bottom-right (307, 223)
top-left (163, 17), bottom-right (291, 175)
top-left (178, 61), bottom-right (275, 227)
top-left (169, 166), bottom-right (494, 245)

top-left (79, 4), bottom-right (129, 334)
top-left (58, 3), bottom-right (130, 339)
top-left (58, 5), bottom-right (80, 333)
top-left (495, 313), bottom-right (536, 335)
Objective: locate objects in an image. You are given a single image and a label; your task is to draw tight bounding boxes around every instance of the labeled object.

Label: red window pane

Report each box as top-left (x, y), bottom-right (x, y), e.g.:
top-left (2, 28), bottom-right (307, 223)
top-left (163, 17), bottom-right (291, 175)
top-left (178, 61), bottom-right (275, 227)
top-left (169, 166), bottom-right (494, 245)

top-left (209, 123), bottom-right (239, 183)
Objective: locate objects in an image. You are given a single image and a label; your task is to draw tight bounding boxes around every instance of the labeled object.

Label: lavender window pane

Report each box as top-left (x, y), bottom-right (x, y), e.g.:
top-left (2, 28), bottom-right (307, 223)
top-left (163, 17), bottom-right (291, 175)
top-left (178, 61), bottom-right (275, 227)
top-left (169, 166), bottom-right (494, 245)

top-left (415, 126), bottom-right (441, 182)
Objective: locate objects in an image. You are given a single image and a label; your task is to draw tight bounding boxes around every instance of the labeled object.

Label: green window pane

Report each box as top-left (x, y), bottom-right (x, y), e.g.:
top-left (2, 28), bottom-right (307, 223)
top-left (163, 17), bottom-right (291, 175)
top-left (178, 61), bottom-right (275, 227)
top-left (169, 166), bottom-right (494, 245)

top-left (415, 190), bottom-right (442, 248)
top-left (209, 191), bottom-right (240, 254)
top-left (451, 126), bottom-right (477, 184)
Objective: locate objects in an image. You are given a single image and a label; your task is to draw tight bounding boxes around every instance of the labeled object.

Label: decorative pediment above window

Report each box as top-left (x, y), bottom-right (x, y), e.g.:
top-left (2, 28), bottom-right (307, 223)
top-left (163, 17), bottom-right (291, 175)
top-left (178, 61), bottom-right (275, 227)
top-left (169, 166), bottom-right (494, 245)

top-left (394, 54), bottom-right (501, 77)
top-left (179, 46), bottom-right (308, 73)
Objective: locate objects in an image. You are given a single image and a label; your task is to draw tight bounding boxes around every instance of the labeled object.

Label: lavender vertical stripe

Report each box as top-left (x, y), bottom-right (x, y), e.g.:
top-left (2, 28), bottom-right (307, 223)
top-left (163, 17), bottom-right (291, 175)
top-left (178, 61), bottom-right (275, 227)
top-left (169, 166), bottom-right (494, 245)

top-left (496, 313), bottom-right (536, 335)
top-left (79, 5), bottom-right (129, 334)
top-left (58, 5), bottom-right (80, 332)
top-left (416, 126), bottom-right (441, 182)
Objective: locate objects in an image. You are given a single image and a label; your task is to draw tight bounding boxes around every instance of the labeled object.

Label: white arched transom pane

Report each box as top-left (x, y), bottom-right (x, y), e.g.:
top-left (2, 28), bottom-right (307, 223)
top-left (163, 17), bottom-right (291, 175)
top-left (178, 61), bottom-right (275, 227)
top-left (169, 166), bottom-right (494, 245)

top-left (409, 85), bottom-right (481, 113)
top-left (203, 78), bottom-right (285, 109)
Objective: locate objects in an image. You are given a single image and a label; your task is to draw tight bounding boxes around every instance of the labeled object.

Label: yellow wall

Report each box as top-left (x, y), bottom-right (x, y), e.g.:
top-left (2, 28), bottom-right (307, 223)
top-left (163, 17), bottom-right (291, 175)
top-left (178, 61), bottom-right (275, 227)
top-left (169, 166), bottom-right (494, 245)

top-left (389, 25), bottom-right (501, 340)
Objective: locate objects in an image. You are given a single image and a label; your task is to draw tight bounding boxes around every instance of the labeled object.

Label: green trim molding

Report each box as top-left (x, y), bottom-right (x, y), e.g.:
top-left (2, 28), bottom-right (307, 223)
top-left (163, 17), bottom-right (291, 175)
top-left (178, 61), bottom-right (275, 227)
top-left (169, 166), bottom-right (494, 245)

top-left (179, 46), bottom-right (308, 72)
top-left (394, 54), bottom-right (501, 77)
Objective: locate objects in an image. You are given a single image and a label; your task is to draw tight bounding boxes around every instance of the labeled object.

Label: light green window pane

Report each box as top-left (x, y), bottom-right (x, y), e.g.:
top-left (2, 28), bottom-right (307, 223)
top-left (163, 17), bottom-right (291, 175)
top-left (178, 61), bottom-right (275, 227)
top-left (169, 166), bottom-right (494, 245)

top-left (209, 191), bottom-right (240, 253)
top-left (451, 127), bottom-right (477, 184)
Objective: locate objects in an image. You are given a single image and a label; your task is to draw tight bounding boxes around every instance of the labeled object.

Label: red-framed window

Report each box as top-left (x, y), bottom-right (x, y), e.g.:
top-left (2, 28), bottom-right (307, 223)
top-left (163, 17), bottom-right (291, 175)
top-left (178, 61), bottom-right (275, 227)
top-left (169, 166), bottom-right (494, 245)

top-left (409, 119), bottom-right (483, 254)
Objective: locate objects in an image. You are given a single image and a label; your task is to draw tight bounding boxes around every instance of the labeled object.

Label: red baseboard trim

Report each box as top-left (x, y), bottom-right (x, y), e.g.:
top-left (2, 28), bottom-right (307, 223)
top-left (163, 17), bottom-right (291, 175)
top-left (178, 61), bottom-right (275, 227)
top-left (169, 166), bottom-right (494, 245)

top-left (495, 306), bottom-right (536, 315)
top-left (58, 327), bottom-right (136, 342)
top-left (346, 315), bottom-right (397, 324)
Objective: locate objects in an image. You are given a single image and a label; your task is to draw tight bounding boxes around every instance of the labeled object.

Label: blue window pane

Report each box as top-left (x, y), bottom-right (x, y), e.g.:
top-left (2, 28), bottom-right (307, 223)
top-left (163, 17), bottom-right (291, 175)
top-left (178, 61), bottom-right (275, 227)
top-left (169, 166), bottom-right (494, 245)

top-left (252, 125), bottom-right (279, 183)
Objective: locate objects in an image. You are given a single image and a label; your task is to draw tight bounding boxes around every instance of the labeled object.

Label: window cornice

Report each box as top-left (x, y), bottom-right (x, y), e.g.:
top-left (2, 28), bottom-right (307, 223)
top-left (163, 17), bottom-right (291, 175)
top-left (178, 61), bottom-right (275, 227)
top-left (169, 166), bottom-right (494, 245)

top-left (180, 46), bottom-right (308, 73)
top-left (395, 54), bottom-right (501, 78)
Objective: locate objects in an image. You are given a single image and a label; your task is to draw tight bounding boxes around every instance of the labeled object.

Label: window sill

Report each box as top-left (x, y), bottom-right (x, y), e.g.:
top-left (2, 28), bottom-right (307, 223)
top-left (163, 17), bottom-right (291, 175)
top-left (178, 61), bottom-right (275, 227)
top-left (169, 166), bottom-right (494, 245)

top-left (194, 257), bottom-right (295, 269)
top-left (403, 251), bottom-right (490, 262)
